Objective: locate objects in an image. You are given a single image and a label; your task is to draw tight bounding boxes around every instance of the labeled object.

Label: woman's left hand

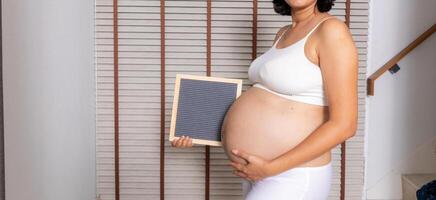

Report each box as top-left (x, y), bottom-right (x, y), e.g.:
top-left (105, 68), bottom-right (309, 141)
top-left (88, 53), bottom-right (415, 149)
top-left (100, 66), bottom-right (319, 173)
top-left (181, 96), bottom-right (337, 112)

top-left (228, 149), bottom-right (275, 183)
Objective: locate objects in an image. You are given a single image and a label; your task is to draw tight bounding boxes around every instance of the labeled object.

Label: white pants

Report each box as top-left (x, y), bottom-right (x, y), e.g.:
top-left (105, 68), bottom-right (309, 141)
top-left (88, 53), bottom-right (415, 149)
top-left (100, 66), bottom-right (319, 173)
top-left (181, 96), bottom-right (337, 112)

top-left (242, 162), bottom-right (332, 200)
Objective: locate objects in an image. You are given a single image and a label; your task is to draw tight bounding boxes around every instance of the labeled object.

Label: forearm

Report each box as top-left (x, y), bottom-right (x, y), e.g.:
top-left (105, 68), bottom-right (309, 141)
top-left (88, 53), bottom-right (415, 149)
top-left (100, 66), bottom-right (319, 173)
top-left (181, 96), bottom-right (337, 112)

top-left (268, 120), bottom-right (356, 175)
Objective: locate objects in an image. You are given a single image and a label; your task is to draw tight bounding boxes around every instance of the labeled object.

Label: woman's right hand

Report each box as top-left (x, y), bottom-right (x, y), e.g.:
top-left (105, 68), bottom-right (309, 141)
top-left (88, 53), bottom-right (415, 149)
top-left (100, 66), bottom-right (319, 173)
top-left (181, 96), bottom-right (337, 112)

top-left (171, 135), bottom-right (193, 148)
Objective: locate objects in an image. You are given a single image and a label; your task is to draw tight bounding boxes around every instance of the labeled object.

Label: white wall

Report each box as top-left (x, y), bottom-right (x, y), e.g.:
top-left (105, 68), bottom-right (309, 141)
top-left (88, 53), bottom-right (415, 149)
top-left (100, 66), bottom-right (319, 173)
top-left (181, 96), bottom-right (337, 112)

top-left (2, 0), bottom-right (96, 200)
top-left (365, 0), bottom-right (436, 199)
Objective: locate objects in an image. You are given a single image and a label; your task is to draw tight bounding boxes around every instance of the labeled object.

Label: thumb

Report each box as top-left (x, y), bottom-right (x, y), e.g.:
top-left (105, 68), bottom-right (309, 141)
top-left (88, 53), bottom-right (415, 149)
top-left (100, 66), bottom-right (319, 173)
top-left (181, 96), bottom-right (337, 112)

top-left (232, 149), bottom-right (251, 163)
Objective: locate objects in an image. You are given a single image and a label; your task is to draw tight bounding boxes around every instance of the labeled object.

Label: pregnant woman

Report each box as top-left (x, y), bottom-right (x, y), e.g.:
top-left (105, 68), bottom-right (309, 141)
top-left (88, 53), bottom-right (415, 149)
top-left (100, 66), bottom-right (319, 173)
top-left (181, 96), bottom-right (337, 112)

top-left (171, 0), bottom-right (358, 199)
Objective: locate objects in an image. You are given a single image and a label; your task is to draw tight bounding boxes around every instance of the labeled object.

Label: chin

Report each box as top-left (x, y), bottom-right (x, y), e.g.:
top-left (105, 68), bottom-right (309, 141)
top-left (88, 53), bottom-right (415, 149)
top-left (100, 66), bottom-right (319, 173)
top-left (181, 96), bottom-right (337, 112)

top-left (285, 0), bottom-right (316, 10)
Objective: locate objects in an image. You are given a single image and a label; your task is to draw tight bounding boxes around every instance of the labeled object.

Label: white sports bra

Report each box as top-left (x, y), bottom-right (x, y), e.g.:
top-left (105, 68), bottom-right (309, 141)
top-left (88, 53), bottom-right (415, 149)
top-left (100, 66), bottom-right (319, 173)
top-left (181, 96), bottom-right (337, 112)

top-left (248, 16), bottom-right (335, 106)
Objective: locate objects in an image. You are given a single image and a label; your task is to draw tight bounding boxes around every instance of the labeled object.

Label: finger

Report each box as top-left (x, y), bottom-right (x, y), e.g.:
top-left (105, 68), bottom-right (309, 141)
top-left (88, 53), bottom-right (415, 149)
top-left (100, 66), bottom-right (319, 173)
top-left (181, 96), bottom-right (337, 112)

top-left (233, 170), bottom-right (247, 178)
top-left (231, 155), bottom-right (249, 165)
top-left (175, 136), bottom-right (184, 147)
top-left (181, 137), bottom-right (190, 147)
top-left (173, 137), bottom-right (180, 147)
top-left (229, 162), bottom-right (240, 171)
top-left (231, 149), bottom-right (251, 163)
top-left (229, 162), bottom-right (246, 172)
top-left (171, 138), bottom-right (178, 147)
top-left (187, 137), bottom-right (193, 147)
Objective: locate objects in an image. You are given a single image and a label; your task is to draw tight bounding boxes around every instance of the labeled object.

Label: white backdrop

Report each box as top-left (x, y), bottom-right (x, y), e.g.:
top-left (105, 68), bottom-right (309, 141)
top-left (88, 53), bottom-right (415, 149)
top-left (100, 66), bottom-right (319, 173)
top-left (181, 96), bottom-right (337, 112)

top-left (2, 0), bottom-right (96, 199)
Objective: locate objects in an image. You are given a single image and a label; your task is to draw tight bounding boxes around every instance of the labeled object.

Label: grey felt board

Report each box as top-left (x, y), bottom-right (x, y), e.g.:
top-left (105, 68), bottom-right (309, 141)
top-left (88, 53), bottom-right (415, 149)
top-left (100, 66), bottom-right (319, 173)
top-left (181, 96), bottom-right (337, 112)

top-left (175, 78), bottom-right (238, 142)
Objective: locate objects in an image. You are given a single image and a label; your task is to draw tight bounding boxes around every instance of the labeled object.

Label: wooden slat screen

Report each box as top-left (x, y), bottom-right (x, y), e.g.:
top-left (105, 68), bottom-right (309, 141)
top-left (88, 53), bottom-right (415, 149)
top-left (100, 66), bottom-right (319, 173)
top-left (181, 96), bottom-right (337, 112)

top-left (95, 0), bottom-right (368, 199)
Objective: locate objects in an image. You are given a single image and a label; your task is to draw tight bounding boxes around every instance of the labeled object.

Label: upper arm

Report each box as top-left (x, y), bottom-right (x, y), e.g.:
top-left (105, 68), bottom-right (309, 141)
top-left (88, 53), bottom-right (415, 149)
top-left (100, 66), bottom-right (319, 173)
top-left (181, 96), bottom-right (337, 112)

top-left (317, 19), bottom-right (358, 135)
top-left (272, 25), bottom-right (289, 46)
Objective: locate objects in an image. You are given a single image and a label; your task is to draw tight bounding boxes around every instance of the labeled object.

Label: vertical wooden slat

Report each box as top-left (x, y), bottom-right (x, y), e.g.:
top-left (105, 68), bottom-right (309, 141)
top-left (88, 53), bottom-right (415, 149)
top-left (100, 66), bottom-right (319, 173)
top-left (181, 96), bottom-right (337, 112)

top-left (345, 0), bottom-right (351, 27)
top-left (341, 0), bottom-right (351, 200)
top-left (205, 146), bottom-right (210, 200)
top-left (160, 0), bottom-right (166, 200)
top-left (0, 2), bottom-right (4, 199)
top-left (252, 0), bottom-right (258, 61)
top-left (205, 0), bottom-right (212, 199)
top-left (112, 0), bottom-right (120, 199)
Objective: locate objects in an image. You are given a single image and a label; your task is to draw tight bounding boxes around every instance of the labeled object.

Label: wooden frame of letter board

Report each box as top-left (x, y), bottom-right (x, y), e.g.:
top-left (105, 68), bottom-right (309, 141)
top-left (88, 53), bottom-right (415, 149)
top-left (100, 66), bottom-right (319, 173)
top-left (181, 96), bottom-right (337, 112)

top-left (169, 74), bottom-right (242, 146)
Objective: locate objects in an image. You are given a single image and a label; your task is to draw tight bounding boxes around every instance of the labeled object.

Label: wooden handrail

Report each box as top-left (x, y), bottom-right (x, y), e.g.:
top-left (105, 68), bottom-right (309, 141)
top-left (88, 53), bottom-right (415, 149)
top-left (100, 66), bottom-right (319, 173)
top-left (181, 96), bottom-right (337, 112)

top-left (367, 23), bottom-right (436, 96)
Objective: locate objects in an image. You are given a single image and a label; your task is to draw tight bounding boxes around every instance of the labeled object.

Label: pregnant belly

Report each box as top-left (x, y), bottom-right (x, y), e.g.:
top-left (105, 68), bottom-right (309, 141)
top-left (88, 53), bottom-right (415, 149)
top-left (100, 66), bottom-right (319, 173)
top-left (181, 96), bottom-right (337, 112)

top-left (221, 86), bottom-right (330, 166)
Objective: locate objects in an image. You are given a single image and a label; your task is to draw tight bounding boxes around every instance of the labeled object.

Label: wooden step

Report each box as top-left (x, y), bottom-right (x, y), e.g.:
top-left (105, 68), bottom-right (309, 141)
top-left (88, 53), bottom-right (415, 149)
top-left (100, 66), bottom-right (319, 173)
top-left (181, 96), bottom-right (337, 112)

top-left (402, 174), bottom-right (436, 200)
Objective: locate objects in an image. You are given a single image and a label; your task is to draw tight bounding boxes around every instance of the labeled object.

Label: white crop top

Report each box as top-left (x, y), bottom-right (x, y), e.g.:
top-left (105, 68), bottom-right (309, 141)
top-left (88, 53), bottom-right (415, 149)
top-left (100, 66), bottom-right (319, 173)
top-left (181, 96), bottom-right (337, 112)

top-left (248, 16), bottom-right (335, 106)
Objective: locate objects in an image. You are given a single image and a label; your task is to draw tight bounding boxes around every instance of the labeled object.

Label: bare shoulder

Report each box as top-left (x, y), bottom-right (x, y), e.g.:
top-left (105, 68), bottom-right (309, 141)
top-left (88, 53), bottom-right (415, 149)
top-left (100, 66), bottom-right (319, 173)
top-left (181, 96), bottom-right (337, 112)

top-left (316, 16), bottom-right (358, 69)
top-left (317, 16), bottom-right (353, 41)
top-left (272, 25), bottom-right (291, 44)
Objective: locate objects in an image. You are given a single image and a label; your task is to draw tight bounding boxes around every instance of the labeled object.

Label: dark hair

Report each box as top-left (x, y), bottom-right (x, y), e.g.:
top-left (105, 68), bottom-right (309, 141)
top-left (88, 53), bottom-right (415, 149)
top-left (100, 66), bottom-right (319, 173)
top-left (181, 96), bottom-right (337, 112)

top-left (272, 0), bottom-right (335, 16)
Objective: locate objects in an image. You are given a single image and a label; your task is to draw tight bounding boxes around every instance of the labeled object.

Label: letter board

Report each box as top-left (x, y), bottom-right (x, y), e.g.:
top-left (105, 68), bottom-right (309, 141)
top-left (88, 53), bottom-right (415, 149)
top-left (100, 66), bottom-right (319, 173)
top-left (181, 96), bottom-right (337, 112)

top-left (169, 74), bottom-right (242, 146)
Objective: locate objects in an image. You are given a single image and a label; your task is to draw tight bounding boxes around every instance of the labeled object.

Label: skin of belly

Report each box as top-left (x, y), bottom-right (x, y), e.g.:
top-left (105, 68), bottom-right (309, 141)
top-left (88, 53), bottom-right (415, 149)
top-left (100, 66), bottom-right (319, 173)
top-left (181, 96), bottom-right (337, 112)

top-left (221, 86), bottom-right (330, 167)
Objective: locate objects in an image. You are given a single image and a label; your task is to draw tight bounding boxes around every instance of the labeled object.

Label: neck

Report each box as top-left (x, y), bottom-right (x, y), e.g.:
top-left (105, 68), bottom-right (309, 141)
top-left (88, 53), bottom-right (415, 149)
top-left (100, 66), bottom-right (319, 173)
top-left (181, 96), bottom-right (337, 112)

top-left (290, 3), bottom-right (319, 27)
